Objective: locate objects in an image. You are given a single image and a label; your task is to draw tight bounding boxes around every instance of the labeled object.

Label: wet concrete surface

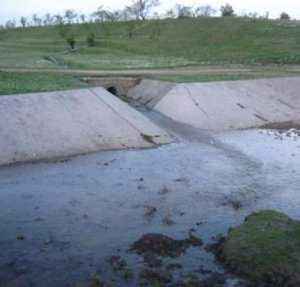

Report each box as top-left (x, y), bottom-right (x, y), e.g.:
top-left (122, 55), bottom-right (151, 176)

top-left (0, 112), bottom-right (300, 287)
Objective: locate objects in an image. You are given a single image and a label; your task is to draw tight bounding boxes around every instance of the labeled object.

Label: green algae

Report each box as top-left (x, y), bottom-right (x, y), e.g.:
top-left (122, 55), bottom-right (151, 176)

top-left (217, 210), bottom-right (300, 286)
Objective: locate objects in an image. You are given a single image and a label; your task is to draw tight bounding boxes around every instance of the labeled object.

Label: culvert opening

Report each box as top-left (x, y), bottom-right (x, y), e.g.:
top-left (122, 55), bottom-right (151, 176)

top-left (81, 77), bottom-right (141, 96)
top-left (107, 86), bottom-right (118, 96)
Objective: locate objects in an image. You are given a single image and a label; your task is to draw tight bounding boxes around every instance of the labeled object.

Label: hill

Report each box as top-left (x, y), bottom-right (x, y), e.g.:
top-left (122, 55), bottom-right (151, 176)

top-left (1, 17), bottom-right (300, 70)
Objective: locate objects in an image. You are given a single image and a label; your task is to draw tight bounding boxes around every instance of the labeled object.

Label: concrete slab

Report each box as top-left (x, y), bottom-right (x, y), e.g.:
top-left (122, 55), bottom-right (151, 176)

top-left (128, 79), bottom-right (175, 108)
top-left (0, 88), bottom-right (170, 166)
top-left (128, 78), bottom-right (300, 130)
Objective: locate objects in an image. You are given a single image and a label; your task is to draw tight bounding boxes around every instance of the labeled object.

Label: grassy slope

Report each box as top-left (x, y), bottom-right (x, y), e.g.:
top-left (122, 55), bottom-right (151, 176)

top-left (1, 17), bottom-right (300, 70)
top-left (1, 17), bottom-right (300, 95)
top-left (222, 210), bottom-right (300, 285)
top-left (3, 68), bottom-right (300, 95)
top-left (0, 71), bottom-right (87, 95)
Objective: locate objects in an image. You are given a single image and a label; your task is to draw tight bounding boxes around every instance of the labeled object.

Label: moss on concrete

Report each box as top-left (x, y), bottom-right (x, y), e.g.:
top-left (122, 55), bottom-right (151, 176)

top-left (219, 210), bottom-right (300, 286)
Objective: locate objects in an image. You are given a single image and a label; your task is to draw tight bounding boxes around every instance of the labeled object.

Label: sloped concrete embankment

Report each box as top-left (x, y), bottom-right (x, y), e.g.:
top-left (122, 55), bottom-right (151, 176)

top-left (128, 78), bottom-right (300, 130)
top-left (0, 88), bottom-right (170, 166)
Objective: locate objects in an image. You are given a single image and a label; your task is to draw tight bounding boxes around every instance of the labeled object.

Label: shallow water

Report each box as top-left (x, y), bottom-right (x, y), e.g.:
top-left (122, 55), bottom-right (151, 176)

top-left (0, 118), bottom-right (300, 287)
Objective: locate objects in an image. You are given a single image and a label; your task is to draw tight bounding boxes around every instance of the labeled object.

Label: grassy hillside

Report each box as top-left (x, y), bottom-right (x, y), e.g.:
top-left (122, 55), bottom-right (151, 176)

top-left (0, 71), bottom-right (87, 95)
top-left (3, 69), bottom-right (299, 96)
top-left (1, 17), bottom-right (300, 70)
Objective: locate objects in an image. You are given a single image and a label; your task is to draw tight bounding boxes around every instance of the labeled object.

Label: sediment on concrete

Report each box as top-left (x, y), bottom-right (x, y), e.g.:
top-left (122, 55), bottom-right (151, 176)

top-left (128, 78), bottom-right (300, 130)
top-left (0, 88), bottom-right (170, 166)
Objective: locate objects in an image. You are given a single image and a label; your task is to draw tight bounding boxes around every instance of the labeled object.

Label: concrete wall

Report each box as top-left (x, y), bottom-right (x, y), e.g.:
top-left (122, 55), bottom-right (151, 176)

top-left (128, 78), bottom-right (300, 130)
top-left (0, 88), bottom-right (170, 166)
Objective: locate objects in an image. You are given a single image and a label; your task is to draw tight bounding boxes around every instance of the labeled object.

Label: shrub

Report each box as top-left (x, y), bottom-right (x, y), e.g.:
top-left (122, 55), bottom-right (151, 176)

top-left (280, 12), bottom-right (290, 20)
top-left (221, 4), bottom-right (235, 17)
top-left (66, 35), bottom-right (76, 50)
top-left (87, 32), bottom-right (96, 47)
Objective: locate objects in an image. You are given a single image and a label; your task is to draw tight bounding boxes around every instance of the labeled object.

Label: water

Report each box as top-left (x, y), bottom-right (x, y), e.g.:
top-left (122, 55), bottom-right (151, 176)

top-left (0, 117), bottom-right (300, 287)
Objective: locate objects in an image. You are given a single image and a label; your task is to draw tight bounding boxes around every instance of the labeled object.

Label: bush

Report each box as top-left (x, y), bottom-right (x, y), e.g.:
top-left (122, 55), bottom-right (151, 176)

top-left (280, 12), bottom-right (290, 20)
top-left (221, 4), bottom-right (235, 17)
top-left (87, 32), bottom-right (96, 47)
top-left (66, 35), bottom-right (76, 50)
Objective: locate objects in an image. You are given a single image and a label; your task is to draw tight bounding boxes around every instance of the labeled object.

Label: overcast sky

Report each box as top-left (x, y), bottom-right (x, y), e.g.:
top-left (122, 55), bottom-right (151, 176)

top-left (1, 0), bottom-right (300, 24)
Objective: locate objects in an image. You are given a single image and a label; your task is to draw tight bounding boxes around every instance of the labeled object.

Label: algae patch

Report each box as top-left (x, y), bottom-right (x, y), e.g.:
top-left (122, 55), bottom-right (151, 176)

top-left (210, 210), bottom-right (300, 287)
top-left (130, 233), bottom-right (203, 258)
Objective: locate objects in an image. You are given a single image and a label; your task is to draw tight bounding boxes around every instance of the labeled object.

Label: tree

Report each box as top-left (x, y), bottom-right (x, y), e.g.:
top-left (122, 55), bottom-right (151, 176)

top-left (175, 4), bottom-right (193, 18)
top-left (119, 7), bottom-right (133, 21)
top-left (126, 0), bottom-right (160, 20)
top-left (79, 14), bottom-right (86, 23)
top-left (20, 17), bottom-right (27, 28)
top-left (280, 12), bottom-right (290, 20)
top-left (32, 14), bottom-right (42, 26)
top-left (5, 20), bottom-right (16, 29)
top-left (43, 13), bottom-right (53, 26)
top-left (195, 5), bottom-right (217, 17)
top-left (247, 12), bottom-right (259, 19)
top-left (53, 14), bottom-right (64, 25)
top-left (92, 6), bottom-right (108, 22)
top-left (264, 11), bottom-right (270, 20)
top-left (64, 10), bottom-right (77, 24)
top-left (105, 10), bottom-right (122, 22)
top-left (221, 4), bottom-right (235, 17)
top-left (66, 35), bottom-right (76, 50)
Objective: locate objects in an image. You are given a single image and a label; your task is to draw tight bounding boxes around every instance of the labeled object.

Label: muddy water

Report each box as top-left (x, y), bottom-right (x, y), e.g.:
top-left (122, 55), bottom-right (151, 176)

top-left (0, 116), bottom-right (300, 287)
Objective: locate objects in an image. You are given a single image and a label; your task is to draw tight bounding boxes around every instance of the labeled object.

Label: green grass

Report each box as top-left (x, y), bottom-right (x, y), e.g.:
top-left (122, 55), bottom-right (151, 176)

top-left (0, 71), bottom-right (87, 95)
top-left (147, 72), bottom-right (300, 82)
top-left (2, 70), bottom-right (300, 95)
top-left (1, 17), bottom-right (300, 94)
top-left (221, 210), bottom-right (300, 286)
top-left (1, 17), bottom-right (300, 70)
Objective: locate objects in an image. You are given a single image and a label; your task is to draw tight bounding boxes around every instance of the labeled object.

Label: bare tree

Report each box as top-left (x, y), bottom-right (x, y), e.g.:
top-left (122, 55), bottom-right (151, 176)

top-left (195, 5), bottom-right (217, 17)
top-left (247, 12), bottom-right (259, 19)
top-left (92, 6), bottom-right (108, 22)
top-left (5, 20), bottom-right (16, 29)
top-left (79, 14), bottom-right (86, 23)
top-left (119, 7), bottom-right (133, 21)
top-left (64, 10), bottom-right (77, 24)
top-left (43, 13), bottom-right (53, 26)
top-left (265, 12), bottom-right (270, 19)
top-left (104, 10), bottom-right (122, 22)
top-left (53, 14), bottom-right (64, 25)
top-left (20, 17), bottom-right (27, 28)
top-left (32, 14), bottom-right (42, 26)
top-left (175, 4), bottom-right (193, 18)
top-left (126, 0), bottom-right (160, 20)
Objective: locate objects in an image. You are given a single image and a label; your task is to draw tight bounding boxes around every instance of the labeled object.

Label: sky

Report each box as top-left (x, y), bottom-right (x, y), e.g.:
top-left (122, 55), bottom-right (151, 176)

top-left (1, 0), bottom-right (300, 25)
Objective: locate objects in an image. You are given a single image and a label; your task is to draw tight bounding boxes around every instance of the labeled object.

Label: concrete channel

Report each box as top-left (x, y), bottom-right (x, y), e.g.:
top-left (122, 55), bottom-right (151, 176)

top-left (0, 77), bottom-right (300, 287)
